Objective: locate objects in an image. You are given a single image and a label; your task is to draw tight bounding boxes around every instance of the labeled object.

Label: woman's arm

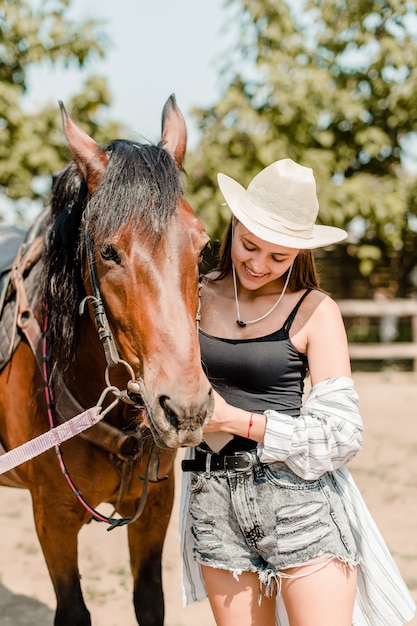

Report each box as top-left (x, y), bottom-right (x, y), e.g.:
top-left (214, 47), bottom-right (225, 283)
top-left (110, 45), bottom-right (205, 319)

top-left (305, 295), bottom-right (352, 386)
top-left (203, 390), bottom-right (267, 443)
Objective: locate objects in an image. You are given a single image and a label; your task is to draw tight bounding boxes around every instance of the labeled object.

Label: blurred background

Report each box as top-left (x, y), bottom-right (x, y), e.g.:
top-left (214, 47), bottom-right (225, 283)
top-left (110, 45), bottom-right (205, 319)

top-left (2, 0), bottom-right (417, 370)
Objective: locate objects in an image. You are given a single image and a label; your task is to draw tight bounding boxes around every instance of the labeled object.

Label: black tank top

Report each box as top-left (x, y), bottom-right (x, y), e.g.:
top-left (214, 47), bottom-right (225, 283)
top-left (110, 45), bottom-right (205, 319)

top-left (199, 289), bottom-right (312, 451)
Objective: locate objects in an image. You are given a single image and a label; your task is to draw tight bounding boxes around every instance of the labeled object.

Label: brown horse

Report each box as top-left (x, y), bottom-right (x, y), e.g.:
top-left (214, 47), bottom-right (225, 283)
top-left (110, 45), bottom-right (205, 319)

top-left (0, 95), bottom-right (213, 625)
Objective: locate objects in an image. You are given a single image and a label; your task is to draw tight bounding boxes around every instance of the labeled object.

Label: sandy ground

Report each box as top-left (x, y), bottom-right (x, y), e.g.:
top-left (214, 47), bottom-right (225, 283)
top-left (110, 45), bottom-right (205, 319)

top-left (0, 371), bottom-right (416, 626)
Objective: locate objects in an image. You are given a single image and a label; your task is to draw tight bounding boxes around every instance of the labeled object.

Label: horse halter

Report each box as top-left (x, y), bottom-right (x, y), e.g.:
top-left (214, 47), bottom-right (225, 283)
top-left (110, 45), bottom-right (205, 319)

top-left (40, 213), bottom-right (168, 530)
top-left (79, 220), bottom-right (143, 406)
top-left (45, 203), bottom-right (203, 528)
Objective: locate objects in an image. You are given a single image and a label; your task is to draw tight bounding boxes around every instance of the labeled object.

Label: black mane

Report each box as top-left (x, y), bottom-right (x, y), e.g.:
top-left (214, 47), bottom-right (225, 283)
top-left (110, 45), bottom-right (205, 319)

top-left (39, 139), bottom-right (183, 371)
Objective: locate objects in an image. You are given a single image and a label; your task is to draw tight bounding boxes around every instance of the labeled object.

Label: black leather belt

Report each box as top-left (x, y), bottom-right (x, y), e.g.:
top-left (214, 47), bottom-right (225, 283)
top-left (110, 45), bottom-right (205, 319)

top-left (181, 450), bottom-right (254, 473)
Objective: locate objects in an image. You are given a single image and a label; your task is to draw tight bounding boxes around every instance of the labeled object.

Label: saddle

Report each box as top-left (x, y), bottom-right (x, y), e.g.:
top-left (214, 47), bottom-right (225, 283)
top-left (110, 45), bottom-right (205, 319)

top-left (0, 216), bottom-right (45, 371)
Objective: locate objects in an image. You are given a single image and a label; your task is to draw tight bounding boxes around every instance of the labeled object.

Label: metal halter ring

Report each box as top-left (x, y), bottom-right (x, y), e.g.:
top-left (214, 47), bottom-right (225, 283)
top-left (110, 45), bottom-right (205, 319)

top-left (104, 360), bottom-right (143, 407)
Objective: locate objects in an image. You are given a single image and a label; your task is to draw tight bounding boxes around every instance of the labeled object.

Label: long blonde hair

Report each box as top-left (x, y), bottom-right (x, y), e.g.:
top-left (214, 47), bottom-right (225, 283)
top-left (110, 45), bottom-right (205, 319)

top-left (214, 220), bottom-right (321, 291)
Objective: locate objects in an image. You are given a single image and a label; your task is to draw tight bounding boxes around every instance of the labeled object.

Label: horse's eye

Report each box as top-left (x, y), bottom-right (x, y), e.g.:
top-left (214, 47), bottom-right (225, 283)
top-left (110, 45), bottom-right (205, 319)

top-left (100, 244), bottom-right (120, 264)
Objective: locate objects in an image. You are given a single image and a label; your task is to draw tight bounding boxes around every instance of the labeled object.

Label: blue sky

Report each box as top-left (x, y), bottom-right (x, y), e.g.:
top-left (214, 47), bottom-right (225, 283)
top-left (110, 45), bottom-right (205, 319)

top-left (26, 0), bottom-right (234, 147)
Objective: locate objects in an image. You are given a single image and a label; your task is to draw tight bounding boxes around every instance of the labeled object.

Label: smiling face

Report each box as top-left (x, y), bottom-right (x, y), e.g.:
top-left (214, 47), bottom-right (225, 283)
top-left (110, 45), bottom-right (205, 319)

top-left (231, 220), bottom-right (299, 292)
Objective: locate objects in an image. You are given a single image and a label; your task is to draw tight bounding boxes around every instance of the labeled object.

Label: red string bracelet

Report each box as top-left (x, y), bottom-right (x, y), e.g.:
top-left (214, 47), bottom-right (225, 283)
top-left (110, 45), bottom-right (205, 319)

top-left (247, 413), bottom-right (254, 439)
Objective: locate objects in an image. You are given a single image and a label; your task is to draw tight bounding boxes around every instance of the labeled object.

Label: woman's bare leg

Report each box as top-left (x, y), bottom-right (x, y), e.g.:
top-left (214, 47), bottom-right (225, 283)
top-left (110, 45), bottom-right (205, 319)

top-left (281, 559), bottom-right (357, 626)
top-left (202, 565), bottom-right (276, 626)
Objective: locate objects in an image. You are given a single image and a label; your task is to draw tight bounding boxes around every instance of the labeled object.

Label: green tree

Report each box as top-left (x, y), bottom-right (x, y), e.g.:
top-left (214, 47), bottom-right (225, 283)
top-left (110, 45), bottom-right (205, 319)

top-left (0, 0), bottom-right (122, 223)
top-left (187, 0), bottom-right (417, 297)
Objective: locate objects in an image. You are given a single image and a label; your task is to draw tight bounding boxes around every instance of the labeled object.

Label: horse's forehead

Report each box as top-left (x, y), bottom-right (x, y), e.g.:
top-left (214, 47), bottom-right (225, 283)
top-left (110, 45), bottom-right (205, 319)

top-left (113, 200), bottom-right (207, 255)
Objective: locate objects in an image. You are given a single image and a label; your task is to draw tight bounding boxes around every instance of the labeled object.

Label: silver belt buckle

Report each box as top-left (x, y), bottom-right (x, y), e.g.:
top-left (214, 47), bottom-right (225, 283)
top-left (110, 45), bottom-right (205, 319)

top-left (232, 451), bottom-right (253, 471)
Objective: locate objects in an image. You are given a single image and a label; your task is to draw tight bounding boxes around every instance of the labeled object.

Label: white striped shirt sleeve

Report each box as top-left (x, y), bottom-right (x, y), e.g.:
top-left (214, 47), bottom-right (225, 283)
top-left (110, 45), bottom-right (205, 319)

top-left (257, 376), bottom-right (363, 480)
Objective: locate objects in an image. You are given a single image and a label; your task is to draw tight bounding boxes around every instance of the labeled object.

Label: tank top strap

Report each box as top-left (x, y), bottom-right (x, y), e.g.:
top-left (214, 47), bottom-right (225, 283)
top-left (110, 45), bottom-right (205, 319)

top-left (283, 288), bottom-right (313, 332)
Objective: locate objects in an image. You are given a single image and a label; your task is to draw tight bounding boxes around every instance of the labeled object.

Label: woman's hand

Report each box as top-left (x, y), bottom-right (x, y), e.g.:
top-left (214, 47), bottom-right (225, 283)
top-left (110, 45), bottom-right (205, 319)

top-left (203, 390), bottom-right (266, 443)
top-left (203, 390), bottom-right (231, 433)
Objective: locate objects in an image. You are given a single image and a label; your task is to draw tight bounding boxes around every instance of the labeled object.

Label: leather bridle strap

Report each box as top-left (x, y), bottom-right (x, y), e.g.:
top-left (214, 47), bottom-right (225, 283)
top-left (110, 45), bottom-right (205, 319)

top-left (81, 225), bottom-right (120, 367)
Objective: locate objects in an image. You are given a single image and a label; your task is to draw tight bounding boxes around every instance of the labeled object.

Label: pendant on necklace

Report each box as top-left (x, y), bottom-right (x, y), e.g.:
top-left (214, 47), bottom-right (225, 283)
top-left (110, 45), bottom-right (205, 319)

top-left (236, 319), bottom-right (246, 327)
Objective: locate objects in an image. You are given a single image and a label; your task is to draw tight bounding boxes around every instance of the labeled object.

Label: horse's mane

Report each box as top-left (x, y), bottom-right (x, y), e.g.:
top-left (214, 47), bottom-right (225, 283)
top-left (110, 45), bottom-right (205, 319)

top-left (39, 140), bottom-right (183, 371)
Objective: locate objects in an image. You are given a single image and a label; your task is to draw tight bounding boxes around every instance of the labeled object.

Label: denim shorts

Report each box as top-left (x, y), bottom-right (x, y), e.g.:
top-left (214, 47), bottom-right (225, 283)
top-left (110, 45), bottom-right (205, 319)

top-left (188, 449), bottom-right (358, 588)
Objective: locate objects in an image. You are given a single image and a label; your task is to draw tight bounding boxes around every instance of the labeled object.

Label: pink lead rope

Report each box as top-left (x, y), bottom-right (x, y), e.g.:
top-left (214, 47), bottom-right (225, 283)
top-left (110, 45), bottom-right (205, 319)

top-left (0, 406), bottom-right (103, 475)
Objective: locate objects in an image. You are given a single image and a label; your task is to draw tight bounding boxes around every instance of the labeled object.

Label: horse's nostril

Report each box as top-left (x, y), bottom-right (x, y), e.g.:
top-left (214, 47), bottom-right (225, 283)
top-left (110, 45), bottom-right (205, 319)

top-left (159, 396), bottom-right (179, 429)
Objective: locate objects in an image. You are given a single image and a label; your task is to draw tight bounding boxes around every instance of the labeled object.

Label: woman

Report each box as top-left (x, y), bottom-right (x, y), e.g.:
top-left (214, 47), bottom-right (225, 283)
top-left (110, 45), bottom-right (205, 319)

top-left (180, 159), bottom-right (415, 626)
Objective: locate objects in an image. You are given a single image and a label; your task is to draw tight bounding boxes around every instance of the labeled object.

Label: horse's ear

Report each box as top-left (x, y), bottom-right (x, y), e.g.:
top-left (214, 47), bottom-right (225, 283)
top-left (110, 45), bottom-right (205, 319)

top-left (59, 101), bottom-right (109, 195)
top-left (160, 94), bottom-right (187, 170)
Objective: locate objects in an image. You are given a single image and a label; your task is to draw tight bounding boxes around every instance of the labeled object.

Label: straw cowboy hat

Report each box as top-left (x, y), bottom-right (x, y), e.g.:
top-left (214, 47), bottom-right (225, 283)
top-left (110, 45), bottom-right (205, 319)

top-left (217, 158), bottom-right (347, 249)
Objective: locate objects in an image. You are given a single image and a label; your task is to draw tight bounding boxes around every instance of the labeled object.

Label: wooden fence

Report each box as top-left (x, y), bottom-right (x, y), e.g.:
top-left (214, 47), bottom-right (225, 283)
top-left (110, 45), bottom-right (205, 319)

top-left (337, 299), bottom-right (417, 372)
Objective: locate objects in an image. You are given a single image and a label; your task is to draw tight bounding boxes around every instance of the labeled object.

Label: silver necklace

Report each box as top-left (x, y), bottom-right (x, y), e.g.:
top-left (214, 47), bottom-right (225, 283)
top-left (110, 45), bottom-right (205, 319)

top-left (232, 262), bottom-right (293, 327)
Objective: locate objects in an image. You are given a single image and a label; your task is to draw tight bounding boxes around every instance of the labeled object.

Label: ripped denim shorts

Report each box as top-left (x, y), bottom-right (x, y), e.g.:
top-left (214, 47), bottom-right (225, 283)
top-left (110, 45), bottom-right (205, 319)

top-left (188, 449), bottom-right (358, 587)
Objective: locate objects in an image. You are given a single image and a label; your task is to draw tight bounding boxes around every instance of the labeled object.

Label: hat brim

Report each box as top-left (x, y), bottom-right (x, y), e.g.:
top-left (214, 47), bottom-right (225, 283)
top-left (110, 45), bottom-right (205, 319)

top-left (218, 173), bottom-right (347, 250)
